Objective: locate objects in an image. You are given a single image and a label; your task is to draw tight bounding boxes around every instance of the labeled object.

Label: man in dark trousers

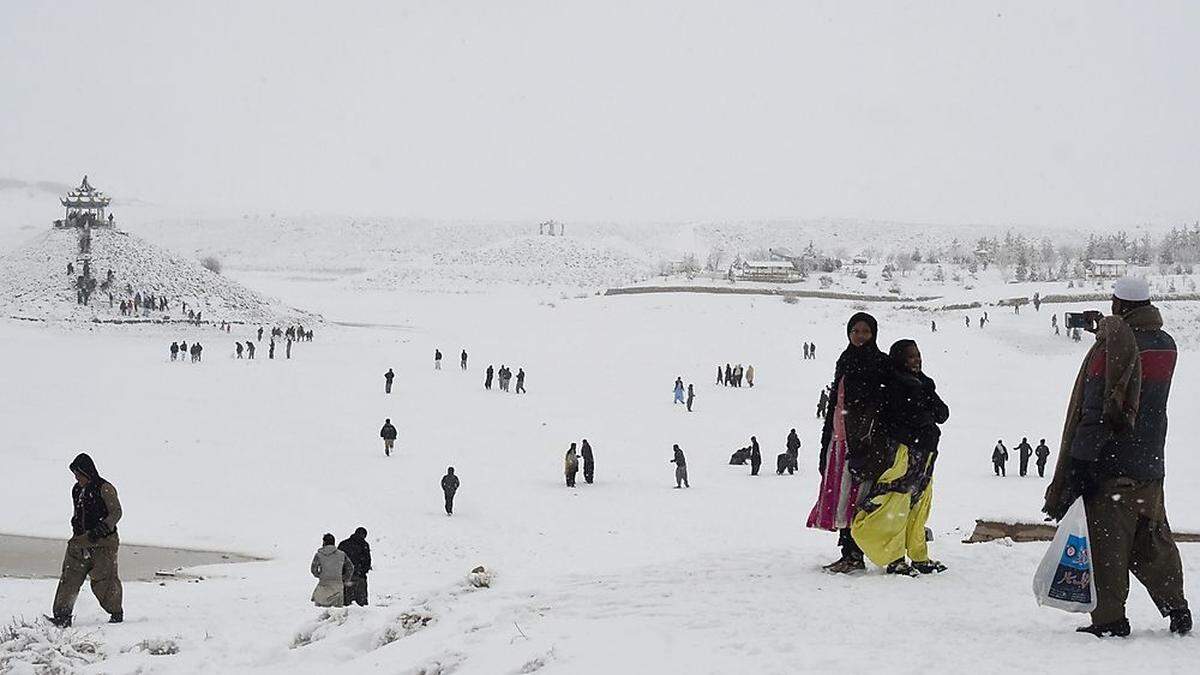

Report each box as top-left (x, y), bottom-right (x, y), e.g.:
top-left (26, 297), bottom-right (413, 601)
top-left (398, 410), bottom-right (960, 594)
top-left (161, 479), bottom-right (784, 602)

top-left (246, 341), bottom-right (255, 359)
top-left (992, 440), bottom-right (1008, 476)
top-left (516, 368), bottom-right (526, 394)
top-left (236, 342), bottom-right (244, 359)
top-left (1043, 277), bottom-right (1191, 637)
top-left (380, 418), bottom-right (397, 456)
top-left (1016, 437), bottom-right (1033, 477)
top-left (337, 527), bottom-right (372, 606)
top-left (441, 467), bottom-right (460, 515)
top-left (671, 444), bottom-right (689, 488)
top-left (49, 453), bottom-right (123, 627)
top-left (461, 349), bottom-right (468, 370)
top-left (170, 342), bottom-right (179, 361)
top-left (749, 436), bottom-right (761, 476)
top-left (686, 384), bottom-right (695, 412)
top-left (1035, 439), bottom-right (1051, 478)
top-left (384, 368), bottom-right (394, 394)
top-left (581, 439), bottom-right (595, 484)
top-left (485, 365), bottom-right (494, 390)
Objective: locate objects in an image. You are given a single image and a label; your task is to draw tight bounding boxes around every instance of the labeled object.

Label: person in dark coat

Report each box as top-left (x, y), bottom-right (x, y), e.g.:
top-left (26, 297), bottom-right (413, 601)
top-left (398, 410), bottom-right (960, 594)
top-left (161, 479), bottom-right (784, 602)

top-left (992, 441), bottom-right (1008, 476)
top-left (380, 418), bottom-right (398, 456)
top-left (1035, 439), bottom-right (1050, 478)
top-left (671, 444), bottom-right (689, 487)
top-left (50, 453), bottom-right (123, 627)
top-left (434, 349), bottom-right (442, 370)
top-left (337, 527), bottom-right (372, 606)
top-left (581, 440), bottom-right (595, 484)
top-left (717, 365), bottom-right (724, 385)
top-left (268, 340), bottom-right (276, 359)
top-left (246, 341), bottom-right (255, 359)
top-left (257, 326), bottom-right (263, 341)
top-left (516, 368), bottom-right (526, 394)
top-left (724, 364), bottom-right (732, 387)
top-left (749, 436), bottom-right (762, 476)
top-left (1043, 279), bottom-right (1191, 637)
top-left (441, 468), bottom-right (460, 514)
top-left (817, 386), bottom-right (830, 418)
top-left (778, 428), bottom-right (801, 475)
top-left (485, 365), bottom-right (494, 390)
top-left (170, 342), bottom-right (179, 361)
top-left (1016, 437), bottom-right (1033, 477)
top-left (384, 368), bottom-right (394, 394)
top-left (460, 349), bottom-right (468, 370)
top-left (686, 384), bottom-right (695, 412)
top-left (236, 342), bottom-right (244, 359)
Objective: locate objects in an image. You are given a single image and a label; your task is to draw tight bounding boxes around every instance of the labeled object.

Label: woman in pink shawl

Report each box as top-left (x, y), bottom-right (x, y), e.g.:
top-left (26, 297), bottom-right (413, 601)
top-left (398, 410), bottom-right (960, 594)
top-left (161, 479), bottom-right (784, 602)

top-left (807, 312), bottom-right (890, 573)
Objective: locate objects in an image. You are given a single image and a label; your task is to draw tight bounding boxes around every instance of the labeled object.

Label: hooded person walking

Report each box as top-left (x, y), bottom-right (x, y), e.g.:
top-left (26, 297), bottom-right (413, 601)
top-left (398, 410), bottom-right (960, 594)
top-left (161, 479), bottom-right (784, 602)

top-left (380, 418), bottom-right (398, 456)
top-left (337, 528), bottom-right (372, 606)
top-left (1043, 277), bottom-right (1191, 637)
top-left (851, 339), bottom-right (950, 576)
top-left (49, 453), bottom-right (123, 627)
top-left (311, 533), bottom-right (355, 607)
top-left (564, 444), bottom-right (580, 487)
top-left (441, 467), bottom-right (460, 514)
top-left (806, 312), bottom-right (890, 573)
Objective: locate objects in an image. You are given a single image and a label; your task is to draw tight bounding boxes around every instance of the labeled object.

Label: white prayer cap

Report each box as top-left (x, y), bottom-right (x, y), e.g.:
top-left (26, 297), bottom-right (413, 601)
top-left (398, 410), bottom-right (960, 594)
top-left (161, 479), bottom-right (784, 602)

top-left (1113, 277), bottom-right (1150, 302)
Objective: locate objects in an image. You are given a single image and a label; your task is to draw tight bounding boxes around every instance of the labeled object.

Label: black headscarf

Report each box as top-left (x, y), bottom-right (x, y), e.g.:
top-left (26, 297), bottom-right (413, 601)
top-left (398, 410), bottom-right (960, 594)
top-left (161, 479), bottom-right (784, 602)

top-left (834, 312), bottom-right (887, 406)
top-left (888, 339), bottom-right (917, 371)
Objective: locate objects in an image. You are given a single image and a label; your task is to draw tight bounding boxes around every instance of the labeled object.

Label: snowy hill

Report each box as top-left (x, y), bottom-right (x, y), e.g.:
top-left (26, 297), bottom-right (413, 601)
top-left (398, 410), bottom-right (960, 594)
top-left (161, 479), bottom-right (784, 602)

top-left (0, 227), bottom-right (314, 324)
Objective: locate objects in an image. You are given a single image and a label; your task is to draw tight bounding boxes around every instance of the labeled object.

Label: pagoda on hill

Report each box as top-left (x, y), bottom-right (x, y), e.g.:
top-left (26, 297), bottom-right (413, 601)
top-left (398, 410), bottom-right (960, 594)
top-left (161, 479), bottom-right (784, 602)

top-left (55, 175), bottom-right (114, 229)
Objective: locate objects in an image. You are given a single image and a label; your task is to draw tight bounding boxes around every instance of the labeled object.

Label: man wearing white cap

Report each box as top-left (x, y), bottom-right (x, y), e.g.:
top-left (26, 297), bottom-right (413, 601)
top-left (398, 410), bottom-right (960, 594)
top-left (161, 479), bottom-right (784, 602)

top-left (1044, 277), bottom-right (1190, 637)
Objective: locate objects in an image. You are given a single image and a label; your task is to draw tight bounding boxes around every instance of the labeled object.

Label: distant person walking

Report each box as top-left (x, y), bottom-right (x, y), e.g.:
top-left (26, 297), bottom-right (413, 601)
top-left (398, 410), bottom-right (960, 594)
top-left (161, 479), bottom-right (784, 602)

top-left (246, 341), bottom-right (255, 359)
top-left (269, 340), bottom-right (276, 359)
top-left (337, 528), bottom-right (371, 606)
top-left (236, 342), bottom-right (244, 359)
top-left (310, 533), bottom-right (354, 607)
top-left (749, 436), bottom-right (761, 476)
top-left (170, 342), bottom-right (179, 361)
top-left (671, 444), bottom-right (689, 488)
top-left (565, 443), bottom-right (580, 487)
top-left (674, 377), bottom-right (685, 405)
top-left (380, 418), bottom-right (397, 456)
top-left (717, 365), bottom-right (724, 385)
top-left (441, 467), bottom-right (460, 515)
top-left (485, 365), bottom-right (494, 390)
top-left (581, 440), bottom-right (595, 484)
top-left (516, 368), bottom-right (526, 394)
top-left (992, 440), bottom-right (1008, 476)
top-left (803, 342), bottom-right (810, 359)
top-left (285, 338), bottom-right (292, 359)
top-left (686, 384), bottom-right (695, 412)
top-left (817, 386), bottom-right (830, 418)
top-left (384, 368), bottom-right (394, 394)
top-left (1034, 439), bottom-right (1050, 478)
top-left (257, 326), bottom-right (263, 341)
top-left (434, 349), bottom-right (442, 370)
top-left (460, 349), bottom-right (468, 370)
top-left (746, 365), bottom-right (755, 387)
top-left (49, 453), bottom-right (123, 627)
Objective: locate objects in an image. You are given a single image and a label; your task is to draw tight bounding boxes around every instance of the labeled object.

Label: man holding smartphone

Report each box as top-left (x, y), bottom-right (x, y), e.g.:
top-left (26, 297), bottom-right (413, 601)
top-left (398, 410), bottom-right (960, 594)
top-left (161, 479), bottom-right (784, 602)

top-left (1043, 277), bottom-right (1190, 638)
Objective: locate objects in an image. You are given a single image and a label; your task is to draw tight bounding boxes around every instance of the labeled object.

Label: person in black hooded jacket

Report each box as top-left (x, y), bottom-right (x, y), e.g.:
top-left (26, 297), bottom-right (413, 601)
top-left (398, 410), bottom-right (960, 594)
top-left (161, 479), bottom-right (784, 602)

top-left (805, 312), bottom-right (891, 574)
top-left (50, 453), bottom-right (123, 627)
top-left (338, 527), bottom-right (372, 606)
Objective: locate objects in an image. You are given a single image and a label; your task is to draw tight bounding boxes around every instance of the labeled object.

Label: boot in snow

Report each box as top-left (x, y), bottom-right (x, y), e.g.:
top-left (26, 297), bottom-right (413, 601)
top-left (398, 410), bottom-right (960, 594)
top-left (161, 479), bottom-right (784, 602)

top-left (45, 614), bottom-right (72, 628)
top-left (109, 612), bottom-right (123, 624)
top-left (824, 555), bottom-right (865, 574)
top-left (1076, 619), bottom-right (1130, 638)
top-left (911, 560), bottom-right (948, 575)
top-left (1169, 609), bottom-right (1192, 635)
top-left (886, 558), bottom-right (919, 577)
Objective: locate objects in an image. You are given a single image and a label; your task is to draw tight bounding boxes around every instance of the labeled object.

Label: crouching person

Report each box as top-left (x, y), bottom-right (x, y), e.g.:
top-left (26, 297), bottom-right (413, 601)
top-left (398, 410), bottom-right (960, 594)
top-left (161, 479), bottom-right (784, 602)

top-left (311, 533), bottom-right (355, 607)
top-left (851, 339), bottom-right (950, 576)
top-left (50, 453), bottom-right (123, 627)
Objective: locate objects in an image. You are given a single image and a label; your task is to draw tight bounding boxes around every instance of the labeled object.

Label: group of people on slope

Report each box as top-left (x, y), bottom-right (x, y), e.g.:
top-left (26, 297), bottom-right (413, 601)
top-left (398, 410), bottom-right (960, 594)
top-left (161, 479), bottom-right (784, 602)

top-left (726, 430), bottom-right (800, 476)
top-left (991, 437), bottom-right (1052, 477)
top-left (485, 364), bottom-right (525, 393)
top-left (674, 377), bottom-right (696, 411)
top-left (169, 341), bottom-right (204, 362)
top-left (716, 363), bottom-right (753, 387)
top-left (563, 441), bottom-right (595, 487)
top-left (806, 312), bottom-right (950, 577)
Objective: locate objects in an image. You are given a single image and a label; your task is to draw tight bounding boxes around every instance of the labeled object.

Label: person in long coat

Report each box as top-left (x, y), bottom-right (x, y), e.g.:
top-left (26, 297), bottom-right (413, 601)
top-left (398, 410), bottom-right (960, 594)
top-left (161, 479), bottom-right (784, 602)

top-left (581, 440), bottom-right (595, 484)
top-left (749, 436), bottom-right (762, 476)
top-left (337, 528), bottom-right (372, 606)
top-left (564, 444), bottom-right (580, 487)
top-left (806, 312), bottom-right (890, 574)
top-left (673, 377), bottom-right (685, 404)
top-left (311, 533), bottom-right (355, 607)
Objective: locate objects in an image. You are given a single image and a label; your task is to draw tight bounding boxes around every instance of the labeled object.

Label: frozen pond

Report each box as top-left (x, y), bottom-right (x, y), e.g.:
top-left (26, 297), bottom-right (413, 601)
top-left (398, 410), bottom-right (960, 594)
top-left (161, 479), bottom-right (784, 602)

top-left (0, 534), bottom-right (262, 581)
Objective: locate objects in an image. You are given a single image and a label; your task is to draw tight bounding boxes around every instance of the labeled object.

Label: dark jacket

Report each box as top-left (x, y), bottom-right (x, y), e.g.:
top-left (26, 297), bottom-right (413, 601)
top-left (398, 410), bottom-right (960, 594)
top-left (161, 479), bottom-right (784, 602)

top-left (69, 453), bottom-right (121, 539)
top-left (380, 422), bottom-right (397, 440)
top-left (580, 441), bottom-right (594, 466)
top-left (786, 430), bottom-right (801, 454)
top-left (750, 439), bottom-right (761, 465)
top-left (1017, 441), bottom-right (1033, 460)
top-left (671, 447), bottom-right (686, 467)
top-left (337, 534), bottom-right (372, 577)
top-left (441, 473), bottom-right (460, 494)
top-left (1076, 306), bottom-right (1176, 480)
top-left (878, 369), bottom-right (949, 454)
top-left (1035, 443), bottom-right (1050, 462)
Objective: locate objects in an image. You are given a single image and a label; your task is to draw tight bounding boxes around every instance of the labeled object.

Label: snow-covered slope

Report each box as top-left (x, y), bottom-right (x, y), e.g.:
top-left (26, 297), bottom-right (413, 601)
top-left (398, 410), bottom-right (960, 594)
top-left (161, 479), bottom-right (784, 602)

top-left (0, 228), bottom-right (313, 324)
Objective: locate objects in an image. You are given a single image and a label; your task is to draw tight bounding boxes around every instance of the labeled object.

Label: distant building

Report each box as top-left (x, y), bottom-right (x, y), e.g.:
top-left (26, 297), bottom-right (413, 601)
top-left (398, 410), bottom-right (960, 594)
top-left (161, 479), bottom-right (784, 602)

top-left (55, 175), bottom-right (114, 229)
top-left (734, 260), bottom-right (802, 283)
top-left (1086, 259), bottom-right (1128, 278)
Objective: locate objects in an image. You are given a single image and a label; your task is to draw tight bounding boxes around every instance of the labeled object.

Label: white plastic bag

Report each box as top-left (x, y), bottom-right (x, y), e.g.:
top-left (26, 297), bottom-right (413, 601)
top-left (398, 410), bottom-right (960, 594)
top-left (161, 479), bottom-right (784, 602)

top-left (1033, 498), bottom-right (1098, 613)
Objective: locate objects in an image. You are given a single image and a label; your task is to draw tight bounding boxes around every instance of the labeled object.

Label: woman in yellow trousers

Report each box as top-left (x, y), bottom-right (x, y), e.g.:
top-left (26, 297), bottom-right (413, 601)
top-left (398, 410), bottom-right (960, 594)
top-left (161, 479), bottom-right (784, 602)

top-left (852, 339), bottom-right (949, 576)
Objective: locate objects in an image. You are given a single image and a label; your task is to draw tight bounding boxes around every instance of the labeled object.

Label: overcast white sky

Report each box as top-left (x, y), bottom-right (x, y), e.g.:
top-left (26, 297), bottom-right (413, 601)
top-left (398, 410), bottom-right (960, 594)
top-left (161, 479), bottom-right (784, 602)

top-left (1, 1), bottom-right (1197, 225)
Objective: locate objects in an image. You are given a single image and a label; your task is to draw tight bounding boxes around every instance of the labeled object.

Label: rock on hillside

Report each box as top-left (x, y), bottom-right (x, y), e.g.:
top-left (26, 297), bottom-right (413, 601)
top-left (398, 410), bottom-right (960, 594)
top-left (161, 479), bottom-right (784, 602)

top-left (0, 228), bottom-right (313, 324)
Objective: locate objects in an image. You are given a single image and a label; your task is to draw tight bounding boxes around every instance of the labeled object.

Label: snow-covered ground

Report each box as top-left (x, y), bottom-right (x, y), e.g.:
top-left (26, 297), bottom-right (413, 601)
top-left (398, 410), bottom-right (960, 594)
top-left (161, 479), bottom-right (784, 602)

top-left (1, 273), bottom-right (1197, 673)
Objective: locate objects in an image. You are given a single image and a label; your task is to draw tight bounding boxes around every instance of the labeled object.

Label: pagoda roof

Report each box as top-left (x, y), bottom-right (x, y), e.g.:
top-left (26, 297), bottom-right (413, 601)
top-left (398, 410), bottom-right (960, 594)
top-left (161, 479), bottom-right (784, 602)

top-left (60, 175), bottom-right (111, 208)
